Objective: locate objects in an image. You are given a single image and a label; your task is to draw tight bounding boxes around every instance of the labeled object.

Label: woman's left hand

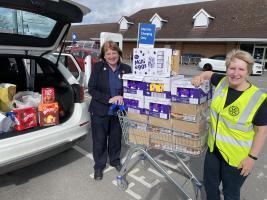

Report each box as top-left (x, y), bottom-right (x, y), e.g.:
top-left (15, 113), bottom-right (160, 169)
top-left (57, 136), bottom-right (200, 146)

top-left (109, 95), bottom-right (124, 105)
top-left (238, 157), bottom-right (255, 176)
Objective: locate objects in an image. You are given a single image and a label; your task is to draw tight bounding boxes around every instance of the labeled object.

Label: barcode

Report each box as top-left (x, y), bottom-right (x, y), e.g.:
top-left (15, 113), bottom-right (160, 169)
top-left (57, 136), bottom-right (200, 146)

top-left (128, 108), bottom-right (140, 114)
top-left (151, 92), bottom-right (166, 98)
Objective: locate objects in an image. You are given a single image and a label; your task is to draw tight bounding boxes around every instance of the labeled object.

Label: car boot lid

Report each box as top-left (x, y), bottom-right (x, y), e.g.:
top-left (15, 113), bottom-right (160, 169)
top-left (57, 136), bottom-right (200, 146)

top-left (0, 0), bottom-right (90, 56)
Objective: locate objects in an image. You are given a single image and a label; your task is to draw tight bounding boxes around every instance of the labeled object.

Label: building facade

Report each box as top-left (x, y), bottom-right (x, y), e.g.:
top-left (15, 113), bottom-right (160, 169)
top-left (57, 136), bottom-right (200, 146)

top-left (67, 0), bottom-right (267, 69)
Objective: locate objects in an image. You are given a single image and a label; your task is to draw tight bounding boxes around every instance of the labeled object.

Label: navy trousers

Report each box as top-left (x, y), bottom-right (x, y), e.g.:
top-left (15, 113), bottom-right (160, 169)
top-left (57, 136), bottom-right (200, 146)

top-left (91, 113), bottom-right (122, 171)
top-left (204, 150), bottom-right (247, 200)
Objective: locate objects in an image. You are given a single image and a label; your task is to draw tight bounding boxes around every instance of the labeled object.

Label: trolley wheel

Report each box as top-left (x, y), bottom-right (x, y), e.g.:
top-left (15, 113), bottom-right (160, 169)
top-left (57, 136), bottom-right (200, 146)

top-left (117, 176), bottom-right (128, 191)
top-left (192, 180), bottom-right (203, 200)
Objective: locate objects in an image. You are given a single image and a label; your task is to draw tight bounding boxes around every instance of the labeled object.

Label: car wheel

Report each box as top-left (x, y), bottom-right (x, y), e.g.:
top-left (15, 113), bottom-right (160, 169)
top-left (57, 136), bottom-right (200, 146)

top-left (203, 64), bottom-right (212, 71)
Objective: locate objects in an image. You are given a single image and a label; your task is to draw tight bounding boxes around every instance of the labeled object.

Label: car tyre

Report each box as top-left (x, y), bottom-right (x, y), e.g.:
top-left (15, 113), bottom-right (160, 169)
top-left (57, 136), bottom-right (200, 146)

top-left (203, 64), bottom-right (212, 71)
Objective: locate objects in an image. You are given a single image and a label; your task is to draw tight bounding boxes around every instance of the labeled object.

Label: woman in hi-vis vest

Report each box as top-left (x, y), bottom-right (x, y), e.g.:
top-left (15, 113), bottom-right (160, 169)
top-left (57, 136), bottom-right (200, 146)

top-left (192, 49), bottom-right (267, 200)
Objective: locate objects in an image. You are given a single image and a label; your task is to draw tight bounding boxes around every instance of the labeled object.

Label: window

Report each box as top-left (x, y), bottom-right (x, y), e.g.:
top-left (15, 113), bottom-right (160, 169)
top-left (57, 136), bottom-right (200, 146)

top-left (56, 55), bottom-right (79, 78)
top-left (0, 8), bottom-right (56, 38)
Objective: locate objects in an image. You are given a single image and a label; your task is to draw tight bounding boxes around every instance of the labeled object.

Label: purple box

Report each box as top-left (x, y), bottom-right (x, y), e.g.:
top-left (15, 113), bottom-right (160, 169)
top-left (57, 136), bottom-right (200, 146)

top-left (127, 80), bottom-right (144, 90)
top-left (178, 88), bottom-right (190, 97)
top-left (123, 98), bottom-right (146, 114)
top-left (149, 103), bottom-right (171, 119)
top-left (171, 87), bottom-right (208, 104)
top-left (123, 80), bottom-right (145, 95)
top-left (123, 98), bottom-right (139, 109)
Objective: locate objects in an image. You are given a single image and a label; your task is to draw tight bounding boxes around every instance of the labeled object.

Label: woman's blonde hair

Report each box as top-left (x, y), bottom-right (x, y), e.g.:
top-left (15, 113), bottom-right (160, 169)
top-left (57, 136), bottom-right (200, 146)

top-left (225, 49), bottom-right (254, 74)
top-left (99, 40), bottom-right (123, 62)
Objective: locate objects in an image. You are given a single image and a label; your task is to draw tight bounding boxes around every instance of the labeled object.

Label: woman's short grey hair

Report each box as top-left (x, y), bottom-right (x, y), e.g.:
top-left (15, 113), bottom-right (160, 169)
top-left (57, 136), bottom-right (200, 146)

top-left (225, 49), bottom-right (254, 74)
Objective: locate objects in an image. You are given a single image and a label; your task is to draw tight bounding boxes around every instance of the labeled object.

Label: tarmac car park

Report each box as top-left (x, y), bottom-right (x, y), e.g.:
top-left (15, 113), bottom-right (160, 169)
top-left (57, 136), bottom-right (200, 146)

top-left (0, 0), bottom-right (90, 174)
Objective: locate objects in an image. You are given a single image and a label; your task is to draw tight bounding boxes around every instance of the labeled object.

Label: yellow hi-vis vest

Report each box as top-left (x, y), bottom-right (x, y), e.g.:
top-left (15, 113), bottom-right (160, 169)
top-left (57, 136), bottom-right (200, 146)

top-left (208, 77), bottom-right (267, 167)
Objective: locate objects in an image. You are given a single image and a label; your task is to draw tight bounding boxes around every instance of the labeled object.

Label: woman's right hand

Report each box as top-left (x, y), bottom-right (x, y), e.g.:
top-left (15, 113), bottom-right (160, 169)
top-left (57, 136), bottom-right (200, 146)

top-left (191, 75), bottom-right (204, 87)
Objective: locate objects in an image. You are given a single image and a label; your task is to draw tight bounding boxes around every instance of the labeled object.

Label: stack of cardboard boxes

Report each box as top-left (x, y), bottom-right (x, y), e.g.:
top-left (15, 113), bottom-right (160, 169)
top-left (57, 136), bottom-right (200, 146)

top-left (170, 78), bottom-right (210, 153)
top-left (122, 48), bottom-right (210, 155)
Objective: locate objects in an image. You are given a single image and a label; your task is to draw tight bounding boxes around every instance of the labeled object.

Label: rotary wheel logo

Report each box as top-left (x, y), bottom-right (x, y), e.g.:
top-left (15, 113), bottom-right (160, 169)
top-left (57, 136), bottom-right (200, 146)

top-left (228, 106), bottom-right (239, 116)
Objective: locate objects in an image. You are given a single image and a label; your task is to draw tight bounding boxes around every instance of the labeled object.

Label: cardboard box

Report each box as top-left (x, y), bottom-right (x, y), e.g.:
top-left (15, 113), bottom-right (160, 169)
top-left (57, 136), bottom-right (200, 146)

top-left (172, 118), bottom-right (206, 134)
top-left (171, 50), bottom-right (181, 76)
top-left (149, 116), bottom-right (172, 129)
top-left (171, 102), bottom-right (208, 115)
top-left (122, 74), bottom-right (145, 95)
top-left (171, 77), bottom-right (210, 104)
top-left (133, 48), bottom-right (175, 77)
top-left (13, 107), bottom-right (37, 131)
top-left (41, 87), bottom-right (55, 103)
top-left (145, 96), bottom-right (171, 119)
top-left (171, 102), bottom-right (208, 122)
top-left (173, 131), bottom-right (206, 148)
top-left (38, 102), bottom-right (59, 126)
top-left (149, 130), bottom-right (173, 151)
top-left (143, 76), bottom-right (172, 99)
top-left (124, 92), bottom-right (144, 107)
top-left (127, 110), bottom-right (148, 123)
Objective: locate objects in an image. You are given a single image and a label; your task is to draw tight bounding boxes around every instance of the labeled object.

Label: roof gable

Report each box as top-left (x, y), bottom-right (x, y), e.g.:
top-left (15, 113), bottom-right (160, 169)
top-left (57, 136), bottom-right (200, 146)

top-left (118, 16), bottom-right (134, 31)
top-left (193, 8), bottom-right (214, 27)
top-left (149, 13), bottom-right (167, 29)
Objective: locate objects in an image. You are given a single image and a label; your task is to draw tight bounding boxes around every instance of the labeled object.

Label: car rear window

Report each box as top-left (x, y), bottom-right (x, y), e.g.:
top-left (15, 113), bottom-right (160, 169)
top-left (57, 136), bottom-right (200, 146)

top-left (0, 7), bottom-right (56, 38)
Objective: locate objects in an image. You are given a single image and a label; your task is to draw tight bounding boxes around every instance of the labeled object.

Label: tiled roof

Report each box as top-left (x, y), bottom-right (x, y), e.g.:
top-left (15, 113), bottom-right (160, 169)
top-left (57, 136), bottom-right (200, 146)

top-left (69, 23), bottom-right (119, 40)
top-left (67, 0), bottom-right (267, 41)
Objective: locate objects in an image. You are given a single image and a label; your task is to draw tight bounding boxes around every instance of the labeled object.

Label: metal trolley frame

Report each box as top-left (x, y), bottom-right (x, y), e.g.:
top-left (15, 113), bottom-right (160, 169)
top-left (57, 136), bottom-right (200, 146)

top-left (116, 109), bottom-right (207, 200)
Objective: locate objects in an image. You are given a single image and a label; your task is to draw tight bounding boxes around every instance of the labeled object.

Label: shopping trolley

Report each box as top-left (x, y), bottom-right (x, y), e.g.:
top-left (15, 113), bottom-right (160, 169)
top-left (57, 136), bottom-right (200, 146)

top-left (116, 107), bottom-right (207, 200)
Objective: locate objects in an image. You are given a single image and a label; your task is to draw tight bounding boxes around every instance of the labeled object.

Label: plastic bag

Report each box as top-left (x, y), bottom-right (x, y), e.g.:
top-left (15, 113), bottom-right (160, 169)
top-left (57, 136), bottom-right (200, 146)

top-left (12, 91), bottom-right (41, 109)
top-left (0, 112), bottom-right (14, 133)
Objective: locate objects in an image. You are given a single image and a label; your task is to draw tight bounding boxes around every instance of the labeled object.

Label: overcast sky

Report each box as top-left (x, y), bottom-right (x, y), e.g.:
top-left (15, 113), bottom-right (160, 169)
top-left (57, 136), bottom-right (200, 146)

top-left (73, 0), bottom-right (213, 24)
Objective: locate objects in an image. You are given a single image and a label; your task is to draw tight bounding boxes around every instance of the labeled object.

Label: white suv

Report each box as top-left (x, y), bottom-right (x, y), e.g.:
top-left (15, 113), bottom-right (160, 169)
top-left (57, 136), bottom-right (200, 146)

top-left (0, 1), bottom-right (90, 174)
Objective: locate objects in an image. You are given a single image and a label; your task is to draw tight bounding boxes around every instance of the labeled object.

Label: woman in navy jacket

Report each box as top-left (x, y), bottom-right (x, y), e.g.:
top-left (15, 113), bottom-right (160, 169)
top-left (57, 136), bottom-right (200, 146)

top-left (88, 41), bottom-right (131, 180)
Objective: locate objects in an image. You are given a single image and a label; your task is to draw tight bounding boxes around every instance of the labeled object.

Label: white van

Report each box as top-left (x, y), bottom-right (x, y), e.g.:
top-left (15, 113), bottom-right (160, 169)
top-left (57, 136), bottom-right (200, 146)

top-left (0, 0), bottom-right (90, 174)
